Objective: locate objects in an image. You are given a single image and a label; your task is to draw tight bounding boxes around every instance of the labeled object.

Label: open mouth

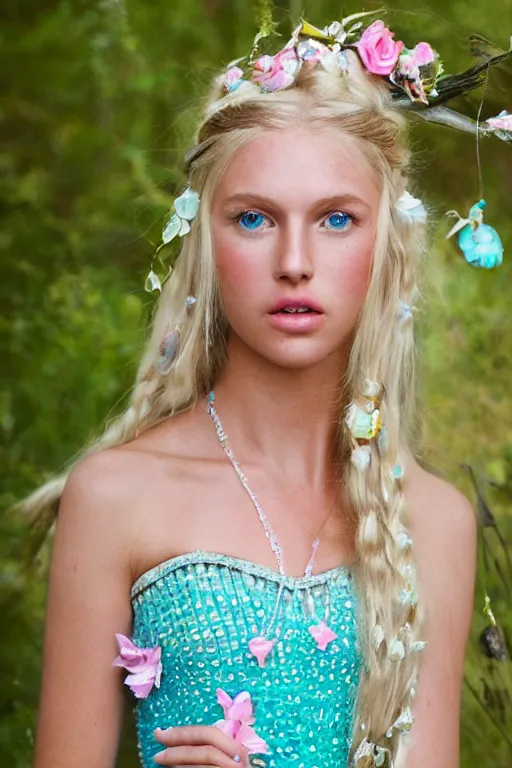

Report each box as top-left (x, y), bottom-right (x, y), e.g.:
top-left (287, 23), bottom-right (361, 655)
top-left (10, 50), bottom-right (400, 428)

top-left (274, 307), bottom-right (319, 314)
top-left (268, 301), bottom-right (325, 331)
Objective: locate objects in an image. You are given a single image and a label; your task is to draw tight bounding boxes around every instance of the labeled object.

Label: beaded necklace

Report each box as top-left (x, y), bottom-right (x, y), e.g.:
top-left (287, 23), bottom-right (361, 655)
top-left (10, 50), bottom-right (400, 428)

top-left (207, 390), bottom-right (338, 666)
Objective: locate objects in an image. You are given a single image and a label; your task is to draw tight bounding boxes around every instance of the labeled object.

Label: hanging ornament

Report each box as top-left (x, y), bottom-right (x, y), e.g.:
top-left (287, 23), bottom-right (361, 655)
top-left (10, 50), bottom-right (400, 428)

top-left (446, 199), bottom-right (503, 268)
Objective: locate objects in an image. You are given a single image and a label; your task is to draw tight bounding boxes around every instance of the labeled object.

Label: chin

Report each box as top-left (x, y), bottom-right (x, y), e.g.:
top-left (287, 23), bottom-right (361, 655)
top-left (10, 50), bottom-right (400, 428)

top-left (252, 337), bottom-right (345, 370)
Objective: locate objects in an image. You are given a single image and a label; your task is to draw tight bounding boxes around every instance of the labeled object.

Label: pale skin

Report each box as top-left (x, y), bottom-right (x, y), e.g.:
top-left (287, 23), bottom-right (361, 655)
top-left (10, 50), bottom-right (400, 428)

top-left (34, 127), bottom-right (476, 768)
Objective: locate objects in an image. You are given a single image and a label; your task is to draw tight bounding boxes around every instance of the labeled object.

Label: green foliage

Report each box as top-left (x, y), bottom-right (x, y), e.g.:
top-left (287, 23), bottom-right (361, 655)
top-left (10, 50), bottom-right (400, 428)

top-left (1, 1), bottom-right (511, 765)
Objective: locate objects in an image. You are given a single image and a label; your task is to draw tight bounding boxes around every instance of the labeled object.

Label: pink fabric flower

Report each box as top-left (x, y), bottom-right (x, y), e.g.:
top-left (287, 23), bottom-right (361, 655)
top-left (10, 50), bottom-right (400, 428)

top-left (356, 20), bottom-right (404, 76)
top-left (248, 636), bottom-right (276, 668)
top-left (112, 634), bottom-right (162, 699)
top-left (221, 66), bottom-right (244, 92)
top-left (252, 47), bottom-right (301, 91)
top-left (308, 621), bottom-right (338, 651)
top-left (397, 42), bottom-right (435, 78)
top-left (486, 110), bottom-right (512, 131)
top-left (214, 688), bottom-right (270, 755)
top-left (411, 42), bottom-right (435, 67)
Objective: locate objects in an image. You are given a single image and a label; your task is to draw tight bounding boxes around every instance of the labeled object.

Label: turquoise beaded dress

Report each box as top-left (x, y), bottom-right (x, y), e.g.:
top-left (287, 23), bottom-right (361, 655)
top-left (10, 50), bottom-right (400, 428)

top-left (130, 550), bottom-right (362, 768)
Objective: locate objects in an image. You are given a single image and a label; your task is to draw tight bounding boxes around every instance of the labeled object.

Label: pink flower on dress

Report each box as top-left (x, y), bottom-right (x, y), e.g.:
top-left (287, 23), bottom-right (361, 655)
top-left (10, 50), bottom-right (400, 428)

top-left (112, 634), bottom-right (162, 699)
top-left (356, 20), bottom-right (404, 76)
top-left (486, 110), bottom-right (512, 132)
top-left (308, 621), bottom-right (338, 651)
top-left (252, 47), bottom-right (301, 91)
top-left (214, 689), bottom-right (270, 755)
top-left (248, 636), bottom-right (276, 668)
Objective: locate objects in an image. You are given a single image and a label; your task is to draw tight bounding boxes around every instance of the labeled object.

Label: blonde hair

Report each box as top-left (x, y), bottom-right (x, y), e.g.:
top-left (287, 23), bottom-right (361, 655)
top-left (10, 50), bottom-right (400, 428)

top-left (20, 52), bottom-right (426, 762)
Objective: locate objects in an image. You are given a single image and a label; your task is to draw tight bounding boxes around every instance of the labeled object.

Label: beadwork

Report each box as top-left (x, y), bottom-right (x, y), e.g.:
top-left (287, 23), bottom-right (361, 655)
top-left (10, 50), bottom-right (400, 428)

top-left (131, 551), bottom-right (362, 768)
top-left (206, 390), bottom-right (340, 665)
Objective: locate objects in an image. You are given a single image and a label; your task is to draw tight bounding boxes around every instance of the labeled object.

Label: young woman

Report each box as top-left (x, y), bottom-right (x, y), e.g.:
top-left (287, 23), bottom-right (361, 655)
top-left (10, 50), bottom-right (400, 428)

top-left (26, 16), bottom-right (481, 768)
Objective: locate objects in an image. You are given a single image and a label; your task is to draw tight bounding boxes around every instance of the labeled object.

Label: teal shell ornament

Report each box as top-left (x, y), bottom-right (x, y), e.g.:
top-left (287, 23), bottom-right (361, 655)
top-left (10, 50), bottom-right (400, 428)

top-left (446, 200), bottom-right (504, 269)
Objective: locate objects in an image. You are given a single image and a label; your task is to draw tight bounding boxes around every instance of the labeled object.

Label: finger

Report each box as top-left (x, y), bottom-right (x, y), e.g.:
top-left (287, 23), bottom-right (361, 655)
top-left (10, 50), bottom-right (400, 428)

top-left (154, 726), bottom-right (242, 760)
top-left (152, 744), bottom-right (242, 767)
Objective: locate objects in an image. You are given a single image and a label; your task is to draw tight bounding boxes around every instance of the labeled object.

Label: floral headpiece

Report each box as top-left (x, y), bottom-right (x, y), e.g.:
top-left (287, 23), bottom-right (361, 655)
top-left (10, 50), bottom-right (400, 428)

top-left (218, 14), bottom-right (512, 139)
top-left (144, 14), bottom-right (510, 294)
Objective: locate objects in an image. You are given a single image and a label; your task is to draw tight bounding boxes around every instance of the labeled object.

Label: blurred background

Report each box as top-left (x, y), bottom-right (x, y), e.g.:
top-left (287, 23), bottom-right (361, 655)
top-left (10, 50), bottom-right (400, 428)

top-left (1, 0), bottom-right (511, 765)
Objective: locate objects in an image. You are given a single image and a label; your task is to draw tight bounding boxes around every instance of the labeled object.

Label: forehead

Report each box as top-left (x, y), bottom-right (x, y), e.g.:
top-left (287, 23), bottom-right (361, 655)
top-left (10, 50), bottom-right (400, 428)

top-left (215, 127), bottom-right (380, 206)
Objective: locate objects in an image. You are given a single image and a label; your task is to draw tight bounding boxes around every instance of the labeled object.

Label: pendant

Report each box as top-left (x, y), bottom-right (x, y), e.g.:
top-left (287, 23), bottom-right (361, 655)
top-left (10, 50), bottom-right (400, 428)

top-left (248, 636), bottom-right (276, 667)
top-left (308, 621), bottom-right (337, 651)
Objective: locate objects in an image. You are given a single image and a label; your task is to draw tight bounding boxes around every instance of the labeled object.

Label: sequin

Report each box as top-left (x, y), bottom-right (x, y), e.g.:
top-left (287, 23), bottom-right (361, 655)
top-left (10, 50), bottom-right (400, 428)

top-left (130, 551), bottom-right (361, 767)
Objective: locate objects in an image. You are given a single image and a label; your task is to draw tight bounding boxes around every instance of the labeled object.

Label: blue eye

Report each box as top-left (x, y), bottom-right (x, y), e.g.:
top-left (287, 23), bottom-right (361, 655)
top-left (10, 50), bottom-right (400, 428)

top-left (238, 211), bottom-right (266, 231)
top-left (324, 212), bottom-right (353, 231)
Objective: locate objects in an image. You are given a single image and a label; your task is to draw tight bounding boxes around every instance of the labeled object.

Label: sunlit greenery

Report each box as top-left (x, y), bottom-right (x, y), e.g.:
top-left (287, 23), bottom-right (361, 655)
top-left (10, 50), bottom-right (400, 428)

top-left (1, 1), bottom-right (511, 765)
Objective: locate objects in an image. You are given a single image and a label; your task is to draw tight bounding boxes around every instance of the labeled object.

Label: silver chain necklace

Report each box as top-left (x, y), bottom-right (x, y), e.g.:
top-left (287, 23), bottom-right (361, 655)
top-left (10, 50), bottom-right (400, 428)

top-left (206, 390), bottom-right (338, 665)
top-left (207, 390), bottom-right (320, 578)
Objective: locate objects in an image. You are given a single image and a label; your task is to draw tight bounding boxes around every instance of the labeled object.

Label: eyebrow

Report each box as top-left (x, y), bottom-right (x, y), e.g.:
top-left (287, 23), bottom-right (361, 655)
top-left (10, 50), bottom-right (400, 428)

top-left (222, 192), bottom-right (371, 212)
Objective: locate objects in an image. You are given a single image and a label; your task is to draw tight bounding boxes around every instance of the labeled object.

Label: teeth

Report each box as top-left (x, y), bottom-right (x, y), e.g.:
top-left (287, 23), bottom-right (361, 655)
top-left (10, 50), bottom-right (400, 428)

top-left (283, 307), bottom-right (309, 313)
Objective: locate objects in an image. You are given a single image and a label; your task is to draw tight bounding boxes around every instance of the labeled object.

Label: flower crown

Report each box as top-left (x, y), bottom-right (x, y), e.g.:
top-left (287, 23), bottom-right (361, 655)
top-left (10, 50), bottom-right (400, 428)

top-left (218, 14), bottom-right (512, 138)
top-left (144, 14), bottom-right (510, 294)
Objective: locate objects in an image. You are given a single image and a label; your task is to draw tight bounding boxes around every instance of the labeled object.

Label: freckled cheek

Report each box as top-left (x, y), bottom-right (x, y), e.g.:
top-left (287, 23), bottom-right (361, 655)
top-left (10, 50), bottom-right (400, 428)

top-left (333, 233), bottom-right (374, 298)
top-left (214, 231), bottom-right (266, 298)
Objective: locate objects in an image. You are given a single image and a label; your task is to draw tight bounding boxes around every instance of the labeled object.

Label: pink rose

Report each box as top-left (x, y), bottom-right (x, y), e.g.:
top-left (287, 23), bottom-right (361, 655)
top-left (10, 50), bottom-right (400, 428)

top-left (356, 20), bottom-right (404, 76)
top-left (112, 634), bottom-right (162, 699)
top-left (252, 47), bottom-right (301, 91)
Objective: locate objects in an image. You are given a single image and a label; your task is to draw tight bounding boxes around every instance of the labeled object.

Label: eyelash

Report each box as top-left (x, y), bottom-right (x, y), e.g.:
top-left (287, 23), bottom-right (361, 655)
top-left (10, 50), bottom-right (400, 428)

top-left (232, 209), bottom-right (356, 232)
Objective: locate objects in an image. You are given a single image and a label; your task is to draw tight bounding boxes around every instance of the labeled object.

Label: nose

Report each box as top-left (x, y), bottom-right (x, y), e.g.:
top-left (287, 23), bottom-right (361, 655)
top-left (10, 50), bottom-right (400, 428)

top-left (273, 219), bottom-right (314, 285)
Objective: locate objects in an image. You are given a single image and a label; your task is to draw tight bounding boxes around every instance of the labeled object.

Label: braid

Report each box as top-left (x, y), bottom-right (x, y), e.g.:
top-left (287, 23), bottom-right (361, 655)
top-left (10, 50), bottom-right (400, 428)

top-left (343, 164), bottom-right (426, 759)
top-left (17, 51), bottom-right (429, 764)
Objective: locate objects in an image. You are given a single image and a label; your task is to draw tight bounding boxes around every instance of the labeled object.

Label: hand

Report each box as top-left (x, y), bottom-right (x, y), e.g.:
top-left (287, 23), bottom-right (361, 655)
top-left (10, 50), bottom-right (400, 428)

top-left (153, 725), bottom-right (250, 767)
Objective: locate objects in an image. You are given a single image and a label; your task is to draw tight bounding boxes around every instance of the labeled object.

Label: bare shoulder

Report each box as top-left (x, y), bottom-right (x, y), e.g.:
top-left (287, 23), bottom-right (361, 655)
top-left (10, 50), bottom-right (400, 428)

top-left (404, 457), bottom-right (477, 548)
top-left (60, 404), bottom-right (222, 581)
top-left (403, 456), bottom-right (477, 616)
top-left (61, 405), bottom-right (210, 523)
top-left (59, 439), bottom-right (179, 568)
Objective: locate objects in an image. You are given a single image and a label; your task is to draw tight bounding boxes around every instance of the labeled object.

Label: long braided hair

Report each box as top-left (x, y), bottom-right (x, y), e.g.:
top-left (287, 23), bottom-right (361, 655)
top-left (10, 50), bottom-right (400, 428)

top-left (19, 52), bottom-right (426, 763)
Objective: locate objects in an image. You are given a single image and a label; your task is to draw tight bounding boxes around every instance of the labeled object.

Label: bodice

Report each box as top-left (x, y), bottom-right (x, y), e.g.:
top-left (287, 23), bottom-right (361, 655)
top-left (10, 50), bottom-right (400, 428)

top-left (130, 551), bottom-right (362, 768)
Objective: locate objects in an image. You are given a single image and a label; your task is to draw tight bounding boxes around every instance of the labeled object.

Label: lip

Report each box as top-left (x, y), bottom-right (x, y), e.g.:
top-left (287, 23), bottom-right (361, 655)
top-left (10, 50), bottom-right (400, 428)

top-left (267, 312), bottom-right (324, 333)
top-left (267, 298), bottom-right (325, 334)
top-left (268, 298), bottom-right (325, 314)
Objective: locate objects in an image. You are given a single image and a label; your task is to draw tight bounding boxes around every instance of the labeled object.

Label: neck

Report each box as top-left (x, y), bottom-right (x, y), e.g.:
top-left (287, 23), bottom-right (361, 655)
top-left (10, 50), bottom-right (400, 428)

top-left (211, 334), bottom-right (350, 488)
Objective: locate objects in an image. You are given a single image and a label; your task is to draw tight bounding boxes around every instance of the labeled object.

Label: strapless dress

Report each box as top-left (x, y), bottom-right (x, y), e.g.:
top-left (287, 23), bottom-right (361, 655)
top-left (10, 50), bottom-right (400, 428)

top-left (130, 550), bottom-right (362, 768)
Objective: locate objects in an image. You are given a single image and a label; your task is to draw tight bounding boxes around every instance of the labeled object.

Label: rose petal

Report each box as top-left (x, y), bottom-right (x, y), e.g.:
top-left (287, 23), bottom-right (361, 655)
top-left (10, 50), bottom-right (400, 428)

top-left (412, 42), bottom-right (435, 67)
top-left (252, 47), bottom-right (301, 91)
top-left (216, 688), bottom-right (233, 718)
top-left (113, 634), bottom-right (148, 668)
top-left (229, 691), bottom-right (255, 725)
top-left (237, 724), bottom-right (271, 755)
top-left (124, 670), bottom-right (156, 699)
top-left (215, 718), bottom-right (241, 739)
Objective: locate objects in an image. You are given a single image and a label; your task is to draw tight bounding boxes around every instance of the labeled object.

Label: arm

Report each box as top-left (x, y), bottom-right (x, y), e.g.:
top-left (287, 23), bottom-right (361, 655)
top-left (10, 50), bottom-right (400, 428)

top-left (402, 462), bottom-right (477, 768)
top-left (34, 452), bottom-right (135, 768)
